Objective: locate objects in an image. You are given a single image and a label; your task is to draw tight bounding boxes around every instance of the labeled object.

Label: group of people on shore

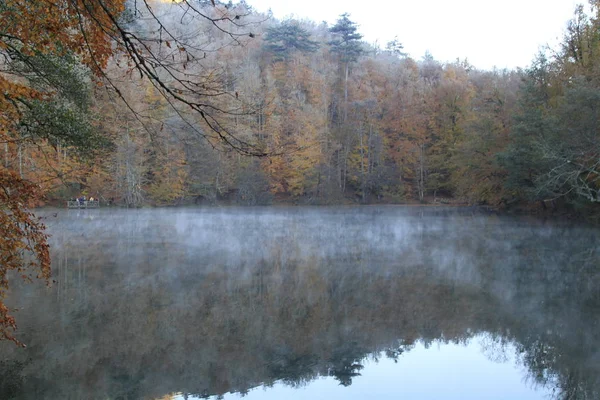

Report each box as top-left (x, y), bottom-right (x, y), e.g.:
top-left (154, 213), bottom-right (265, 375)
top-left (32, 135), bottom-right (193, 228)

top-left (69, 196), bottom-right (96, 204)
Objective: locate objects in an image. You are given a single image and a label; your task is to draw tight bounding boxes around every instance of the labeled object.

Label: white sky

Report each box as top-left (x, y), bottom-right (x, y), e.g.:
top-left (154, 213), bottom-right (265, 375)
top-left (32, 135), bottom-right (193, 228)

top-left (246, 0), bottom-right (584, 70)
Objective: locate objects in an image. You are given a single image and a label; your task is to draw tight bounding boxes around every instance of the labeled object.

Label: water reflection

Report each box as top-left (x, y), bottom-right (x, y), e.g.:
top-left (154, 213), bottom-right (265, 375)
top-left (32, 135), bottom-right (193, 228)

top-left (0, 207), bottom-right (598, 399)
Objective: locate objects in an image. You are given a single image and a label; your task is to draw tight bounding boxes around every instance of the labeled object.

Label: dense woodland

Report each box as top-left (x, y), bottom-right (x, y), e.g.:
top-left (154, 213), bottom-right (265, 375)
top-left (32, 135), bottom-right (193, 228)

top-left (1, 0), bottom-right (599, 212)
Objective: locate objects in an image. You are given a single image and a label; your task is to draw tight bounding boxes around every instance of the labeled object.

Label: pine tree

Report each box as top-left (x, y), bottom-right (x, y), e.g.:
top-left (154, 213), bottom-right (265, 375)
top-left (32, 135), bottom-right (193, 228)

top-left (264, 20), bottom-right (319, 61)
top-left (328, 13), bottom-right (363, 64)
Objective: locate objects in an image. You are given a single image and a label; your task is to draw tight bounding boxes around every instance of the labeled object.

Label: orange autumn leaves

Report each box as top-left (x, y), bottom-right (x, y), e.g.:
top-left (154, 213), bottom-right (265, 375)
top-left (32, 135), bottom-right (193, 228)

top-left (0, 171), bottom-right (51, 345)
top-left (0, 0), bottom-right (124, 71)
top-left (1, 0), bottom-right (125, 143)
top-left (1, 0), bottom-right (126, 342)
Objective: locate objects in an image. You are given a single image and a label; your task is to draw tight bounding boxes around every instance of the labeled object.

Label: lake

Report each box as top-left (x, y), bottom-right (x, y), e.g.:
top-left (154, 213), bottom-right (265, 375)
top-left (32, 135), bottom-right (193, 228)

top-left (0, 207), bottom-right (598, 399)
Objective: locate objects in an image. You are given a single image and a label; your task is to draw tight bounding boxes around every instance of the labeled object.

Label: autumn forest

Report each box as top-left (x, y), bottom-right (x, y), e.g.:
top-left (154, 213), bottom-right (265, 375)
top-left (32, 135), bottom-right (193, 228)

top-left (1, 3), bottom-right (600, 397)
top-left (0, 0), bottom-right (598, 214)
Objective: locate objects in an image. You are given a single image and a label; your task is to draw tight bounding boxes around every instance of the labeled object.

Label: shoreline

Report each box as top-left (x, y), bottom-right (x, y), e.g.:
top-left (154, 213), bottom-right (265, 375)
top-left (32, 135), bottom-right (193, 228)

top-left (36, 202), bottom-right (597, 226)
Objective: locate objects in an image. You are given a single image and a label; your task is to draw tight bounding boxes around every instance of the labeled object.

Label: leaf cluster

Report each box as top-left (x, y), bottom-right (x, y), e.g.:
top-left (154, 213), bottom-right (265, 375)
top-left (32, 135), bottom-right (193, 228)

top-left (0, 170), bottom-right (50, 345)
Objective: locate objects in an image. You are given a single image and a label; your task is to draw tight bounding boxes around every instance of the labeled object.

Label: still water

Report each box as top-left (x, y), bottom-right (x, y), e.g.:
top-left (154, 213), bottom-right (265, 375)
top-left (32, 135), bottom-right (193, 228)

top-left (0, 207), bottom-right (598, 399)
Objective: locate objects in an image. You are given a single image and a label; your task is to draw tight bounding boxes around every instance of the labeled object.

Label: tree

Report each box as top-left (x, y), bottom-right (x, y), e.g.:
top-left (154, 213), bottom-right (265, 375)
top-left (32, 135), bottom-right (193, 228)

top-left (0, 171), bottom-right (50, 345)
top-left (1, 0), bottom-right (128, 342)
top-left (501, 6), bottom-right (600, 212)
top-left (543, 81), bottom-right (600, 205)
top-left (451, 69), bottom-right (519, 205)
top-left (264, 20), bottom-right (319, 61)
top-left (508, 75), bottom-right (600, 207)
top-left (0, 0), bottom-right (264, 341)
top-left (328, 13), bottom-right (363, 64)
top-left (328, 14), bottom-right (364, 193)
top-left (426, 63), bottom-right (475, 198)
top-left (329, 13), bottom-right (363, 112)
top-left (385, 36), bottom-right (406, 58)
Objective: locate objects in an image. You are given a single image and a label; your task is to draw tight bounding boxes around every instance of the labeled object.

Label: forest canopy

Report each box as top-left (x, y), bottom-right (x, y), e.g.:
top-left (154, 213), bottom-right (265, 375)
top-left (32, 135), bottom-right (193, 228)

top-left (2, 1), bottom-right (598, 209)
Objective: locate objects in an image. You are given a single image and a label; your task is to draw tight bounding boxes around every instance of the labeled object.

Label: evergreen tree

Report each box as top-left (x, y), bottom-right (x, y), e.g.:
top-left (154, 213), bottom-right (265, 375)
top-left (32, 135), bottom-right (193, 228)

top-left (501, 25), bottom-right (600, 210)
top-left (385, 36), bottom-right (407, 58)
top-left (328, 13), bottom-right (363, 63)
top-left (327, 14), bottom-right (364, 192)
top-left (499, 55), bottom-right (556, 203)
top-left (264, 20), bottom-right (319, 61)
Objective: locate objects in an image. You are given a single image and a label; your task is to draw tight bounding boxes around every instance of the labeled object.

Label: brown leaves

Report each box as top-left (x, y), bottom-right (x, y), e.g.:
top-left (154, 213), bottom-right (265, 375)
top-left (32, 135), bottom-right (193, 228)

top-left (2, 0), bottom-right (126, 75)
top-left (0, 169), bottom-right (50, 345)
top-left (1, 3), bottom-right (127, 341)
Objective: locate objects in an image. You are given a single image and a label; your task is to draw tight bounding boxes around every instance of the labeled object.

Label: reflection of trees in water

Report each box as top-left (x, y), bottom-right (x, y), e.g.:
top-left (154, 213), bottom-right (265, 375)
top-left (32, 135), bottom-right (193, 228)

top-left (0, 361), bottom-right (25, 399)
top-left (0, 208), bottom-right (598, 399)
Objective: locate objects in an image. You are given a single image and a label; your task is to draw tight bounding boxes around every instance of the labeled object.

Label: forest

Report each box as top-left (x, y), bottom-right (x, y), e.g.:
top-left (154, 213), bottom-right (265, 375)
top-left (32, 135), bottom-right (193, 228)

top-left (0, 3), bottom-right (599, 394)
top-left (1, 0), bottom-right (599, 214)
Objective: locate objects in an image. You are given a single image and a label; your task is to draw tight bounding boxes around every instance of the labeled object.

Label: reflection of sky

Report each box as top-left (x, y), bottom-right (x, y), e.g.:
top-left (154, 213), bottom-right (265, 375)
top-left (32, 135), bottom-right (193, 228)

top-left (176, 335), bottom-right (551, 400)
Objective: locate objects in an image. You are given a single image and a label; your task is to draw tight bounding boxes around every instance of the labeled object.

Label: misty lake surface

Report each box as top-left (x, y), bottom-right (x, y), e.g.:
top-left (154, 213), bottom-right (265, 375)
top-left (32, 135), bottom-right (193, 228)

top-left (0, 206), bottom-right (599, 399)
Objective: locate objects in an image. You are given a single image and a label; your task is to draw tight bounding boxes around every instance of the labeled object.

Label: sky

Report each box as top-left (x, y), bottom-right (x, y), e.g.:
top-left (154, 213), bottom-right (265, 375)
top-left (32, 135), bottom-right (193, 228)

top-left (178, 337), bottom-right (551, 400)
top-left (246, 0), bottom-right (584, 70)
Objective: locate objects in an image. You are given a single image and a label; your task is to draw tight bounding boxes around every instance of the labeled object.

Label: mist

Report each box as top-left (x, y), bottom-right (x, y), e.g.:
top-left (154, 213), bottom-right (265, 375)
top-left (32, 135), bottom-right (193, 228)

top-left (0, 207), bottom-right (597, 399)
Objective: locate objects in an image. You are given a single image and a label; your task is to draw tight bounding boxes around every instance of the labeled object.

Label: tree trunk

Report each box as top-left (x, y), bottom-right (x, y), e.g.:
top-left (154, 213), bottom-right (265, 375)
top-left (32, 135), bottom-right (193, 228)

top-left (344, 62), bottom-right (349, 123)
top-left (18, 143), bottom-right (23, 178)
top-left (360, 127), bottom-right (365, 202)
top-left (418, 143), bottom-right (425, 202)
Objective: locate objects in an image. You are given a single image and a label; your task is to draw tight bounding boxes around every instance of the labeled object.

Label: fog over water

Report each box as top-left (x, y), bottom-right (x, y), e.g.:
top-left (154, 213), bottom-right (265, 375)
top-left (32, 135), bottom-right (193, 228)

top-left (0, 207), bottom-right (598, 399)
